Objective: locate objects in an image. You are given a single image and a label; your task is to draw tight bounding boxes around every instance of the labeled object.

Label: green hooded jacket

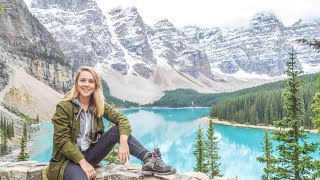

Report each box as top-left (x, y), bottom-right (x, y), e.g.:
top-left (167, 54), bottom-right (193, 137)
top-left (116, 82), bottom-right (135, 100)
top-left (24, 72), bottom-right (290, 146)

top-left (47, 100), bottom-right (132, 180)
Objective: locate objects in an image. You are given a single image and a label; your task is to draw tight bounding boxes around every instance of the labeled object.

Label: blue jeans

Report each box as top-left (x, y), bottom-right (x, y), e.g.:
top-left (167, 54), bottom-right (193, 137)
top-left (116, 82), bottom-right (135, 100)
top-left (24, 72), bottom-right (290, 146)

top-left (63, 126), bottom-right (149, 180)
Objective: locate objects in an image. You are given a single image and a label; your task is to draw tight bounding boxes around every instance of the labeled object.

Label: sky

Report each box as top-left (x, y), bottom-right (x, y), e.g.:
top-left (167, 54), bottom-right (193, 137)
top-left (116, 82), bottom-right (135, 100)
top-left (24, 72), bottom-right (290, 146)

top-left (24, 0), bottom-right (320, 28)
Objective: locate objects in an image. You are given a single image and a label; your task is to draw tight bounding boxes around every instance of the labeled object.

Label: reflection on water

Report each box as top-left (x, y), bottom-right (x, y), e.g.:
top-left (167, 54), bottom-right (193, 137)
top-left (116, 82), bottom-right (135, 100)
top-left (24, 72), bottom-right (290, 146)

top-left (30, 108), bottom-right (320, 180)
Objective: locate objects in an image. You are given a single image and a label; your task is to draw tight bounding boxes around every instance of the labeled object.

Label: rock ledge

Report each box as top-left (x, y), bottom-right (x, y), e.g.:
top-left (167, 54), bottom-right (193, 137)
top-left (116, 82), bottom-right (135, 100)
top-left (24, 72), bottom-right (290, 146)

top-left (0, 161), bottom-right (212, 180)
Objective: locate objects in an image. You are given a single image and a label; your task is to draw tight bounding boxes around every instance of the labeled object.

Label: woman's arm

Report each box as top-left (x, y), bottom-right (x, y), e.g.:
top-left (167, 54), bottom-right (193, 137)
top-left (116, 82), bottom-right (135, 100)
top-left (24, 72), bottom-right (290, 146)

top-left (103, 103), bottom-right (132, 135)
top-left (52, 102), bottom-right (84, 164)
top-left (118, 134), bottom-right (130, 164)
top-left (103, 103), bottom-right (132, 164)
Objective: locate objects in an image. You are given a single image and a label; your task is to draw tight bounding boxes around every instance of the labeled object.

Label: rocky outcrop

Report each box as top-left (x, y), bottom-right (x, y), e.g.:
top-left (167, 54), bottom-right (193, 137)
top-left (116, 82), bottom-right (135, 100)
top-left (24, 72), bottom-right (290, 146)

top-left (148, 19), bottom-right (213, 80)
top-left (0, 59), bottom-right (9, 91)
top-left (0, 161), bottom-right (211, 180)
top-left (108, 7), bottom-right (156, 78)
top-left (182, 12), bottom-right (320, 76)
top-left (31, 0), bottom-right (126, 71)
top-left (0, 0), bottom-right (73, 93)
top-left (30, 4), bottom-right (214, 80)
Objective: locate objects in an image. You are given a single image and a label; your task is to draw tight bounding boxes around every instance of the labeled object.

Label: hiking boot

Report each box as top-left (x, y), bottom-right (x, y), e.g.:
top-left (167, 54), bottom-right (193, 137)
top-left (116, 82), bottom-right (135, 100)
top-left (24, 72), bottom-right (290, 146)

top-left (141, 148), bottom-right (176, 175)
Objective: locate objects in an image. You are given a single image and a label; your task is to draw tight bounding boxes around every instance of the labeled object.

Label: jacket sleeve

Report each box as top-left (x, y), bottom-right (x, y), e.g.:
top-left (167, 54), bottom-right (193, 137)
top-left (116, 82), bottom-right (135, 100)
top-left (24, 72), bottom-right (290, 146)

top-left (103, 103), bottom-right (132, 135)
top-left (52, 102), bottom-right (84, 164)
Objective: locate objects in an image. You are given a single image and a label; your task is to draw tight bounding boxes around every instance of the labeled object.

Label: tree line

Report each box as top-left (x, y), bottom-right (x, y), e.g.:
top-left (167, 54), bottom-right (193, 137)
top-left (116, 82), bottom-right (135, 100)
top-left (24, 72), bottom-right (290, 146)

top-left (193, 46), bottom-right (320, 179)
top-left (209, 73), bottom-right (318, 129)
top-left (0, 114), bottom-right (14, 155)
top-left (192, 118), bottom-right (222, 179)
top-left (257, 47), bottom-right (319, 179)
top-left (0, 113), bottom-right (29, 161)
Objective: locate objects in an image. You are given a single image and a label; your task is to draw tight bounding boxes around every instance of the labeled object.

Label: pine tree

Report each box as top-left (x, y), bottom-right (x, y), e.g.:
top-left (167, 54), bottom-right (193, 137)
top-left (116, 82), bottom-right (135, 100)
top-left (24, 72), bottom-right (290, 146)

top-left (23, 123), bottom-right (27, 138)
top-left (205, 118), bottom-right (222, 178)
top-left (311, 77), bottom-right (320, 179)
top-left (272, 47), bottom-right (318, 179)
top-left (257, 131), bottom-right (276, 180)
top-left (6, 121), bottom-right (11, 139)
top-left (0, 114), bottom-right (3, 129)
top-left (0, 129), bottom-right (4, 155)
top-left (311, 79), bottom-right (320, 133)
top-left (11, 122), bottom-right (14, 138)
top-left (17, 135), bottom-right (29, 161)
top-left (1, 127), bottom-right (8, 155)
top-left (192, 126), bottom-right (207, 173)
top-left (36, 115), bottom-right (40, 123)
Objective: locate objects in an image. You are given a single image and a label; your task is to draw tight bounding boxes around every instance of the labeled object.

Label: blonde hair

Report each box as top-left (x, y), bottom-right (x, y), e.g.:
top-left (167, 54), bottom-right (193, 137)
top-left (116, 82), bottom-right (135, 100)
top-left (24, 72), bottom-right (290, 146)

top-left (63, 66), bottom-right (105, 117)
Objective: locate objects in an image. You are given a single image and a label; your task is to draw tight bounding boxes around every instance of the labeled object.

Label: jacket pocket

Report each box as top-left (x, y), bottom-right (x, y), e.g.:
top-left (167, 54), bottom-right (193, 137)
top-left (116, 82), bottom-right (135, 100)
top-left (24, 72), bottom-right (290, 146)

top-left (46, 159), bottom-right (63, 180)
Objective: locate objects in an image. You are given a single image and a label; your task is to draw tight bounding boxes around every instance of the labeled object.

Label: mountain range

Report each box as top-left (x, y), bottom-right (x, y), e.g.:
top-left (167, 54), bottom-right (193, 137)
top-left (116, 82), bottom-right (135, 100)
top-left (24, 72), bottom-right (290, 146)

top-left (0, 0), bottom-right (319, 121)
top-left (29, 0), bottom-right (320, 103)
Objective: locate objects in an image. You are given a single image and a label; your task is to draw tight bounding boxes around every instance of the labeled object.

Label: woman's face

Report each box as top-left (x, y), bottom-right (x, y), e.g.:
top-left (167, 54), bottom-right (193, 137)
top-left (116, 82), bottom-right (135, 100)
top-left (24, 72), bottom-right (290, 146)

top-left (77, 70), bottom-right (96, 98)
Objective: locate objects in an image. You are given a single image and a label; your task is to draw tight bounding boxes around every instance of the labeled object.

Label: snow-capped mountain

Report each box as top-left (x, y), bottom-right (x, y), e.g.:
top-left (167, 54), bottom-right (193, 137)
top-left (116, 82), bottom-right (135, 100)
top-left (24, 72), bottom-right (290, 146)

top-left (31, 0), bottom-right (125, 70)
top-left (148, 19), bottom-right (213, 80)
top-left (182, 12), bottom-right (320, 76)
top-left (27, 0), bottom-right (320, 103)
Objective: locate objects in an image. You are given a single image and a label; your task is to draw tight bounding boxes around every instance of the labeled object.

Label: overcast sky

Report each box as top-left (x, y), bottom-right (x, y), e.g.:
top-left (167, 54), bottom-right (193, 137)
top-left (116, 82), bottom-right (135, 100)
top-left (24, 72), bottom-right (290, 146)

top-left (24, 0), bottom-right (320, 28)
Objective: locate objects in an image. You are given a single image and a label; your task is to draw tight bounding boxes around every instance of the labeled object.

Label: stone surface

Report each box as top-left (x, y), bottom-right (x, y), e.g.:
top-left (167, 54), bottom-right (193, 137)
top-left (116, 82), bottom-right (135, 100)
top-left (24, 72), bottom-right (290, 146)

top-left (0, 0), bottom-right (74, 93)
top-left (0, 162), bottom-right (211, 180)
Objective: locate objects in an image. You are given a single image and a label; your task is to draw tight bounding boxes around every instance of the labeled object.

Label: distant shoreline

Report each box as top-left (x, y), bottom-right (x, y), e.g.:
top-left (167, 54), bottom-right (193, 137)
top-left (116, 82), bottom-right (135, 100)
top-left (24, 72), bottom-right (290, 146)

top-left (118, 106), bottom-right (211, 110)
top-left (200, 116), bottom-right (318, 134)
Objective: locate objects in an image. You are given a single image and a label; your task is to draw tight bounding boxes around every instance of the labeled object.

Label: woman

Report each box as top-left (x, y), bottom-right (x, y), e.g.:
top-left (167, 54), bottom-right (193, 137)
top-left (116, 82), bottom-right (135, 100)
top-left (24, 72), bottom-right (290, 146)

top-left (47, 66), bottom-right (176, 180)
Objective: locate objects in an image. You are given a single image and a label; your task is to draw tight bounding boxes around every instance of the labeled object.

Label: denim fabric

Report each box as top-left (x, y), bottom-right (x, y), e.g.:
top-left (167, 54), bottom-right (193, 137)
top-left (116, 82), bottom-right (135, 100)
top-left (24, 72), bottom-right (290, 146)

top-left (63, 126), bottom-right (149, 180)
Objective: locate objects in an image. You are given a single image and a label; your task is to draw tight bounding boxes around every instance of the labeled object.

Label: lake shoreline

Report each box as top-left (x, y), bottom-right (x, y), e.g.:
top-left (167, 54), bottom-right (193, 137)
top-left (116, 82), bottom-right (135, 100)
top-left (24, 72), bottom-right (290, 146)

top-left (200, 116), bottom-right (318, 134)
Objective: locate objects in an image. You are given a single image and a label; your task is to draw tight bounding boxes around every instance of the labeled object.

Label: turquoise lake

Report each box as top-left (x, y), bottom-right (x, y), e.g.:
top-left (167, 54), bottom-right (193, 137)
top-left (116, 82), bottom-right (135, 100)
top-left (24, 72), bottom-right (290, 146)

top-left (30, 107), bottom-right (320, 180)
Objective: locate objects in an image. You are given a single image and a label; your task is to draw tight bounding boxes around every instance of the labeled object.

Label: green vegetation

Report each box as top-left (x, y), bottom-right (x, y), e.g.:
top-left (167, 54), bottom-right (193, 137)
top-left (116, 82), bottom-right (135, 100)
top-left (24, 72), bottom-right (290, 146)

top-left (0, 4), bottom-right (4, 14)
top-left (209, 73), bottom-right (318, 128)
top-left (144, 89), bottom-right (222, 107)
top-left (3, 104), bottom-right (39, 124)
top-left (103, 121), bottom-right (120, 165)
top-left (311, 78), bottom-right (320, 133)
top-left (145, 72), bottom-right (318, 109)
top-left (192, 126), bottom-right (207, 173)
top-left (259, 48), bottom-right (319, 179)
top-left (17, 123), bottom-right (29, 161)
top-left (257, 131), bottom-right (276, 180)
top-left (104, 146), bottom-right (119, 165)
top-left (205, 118), bottom-right (222, 178)
top-left (102, 80), bottom-right (138, 108)
top-left (21, 46), bottom-right (70, 67)
top-left (192, 121), bottom-right (222, 177)
top-left (0, 114), bottom-right (14, 155)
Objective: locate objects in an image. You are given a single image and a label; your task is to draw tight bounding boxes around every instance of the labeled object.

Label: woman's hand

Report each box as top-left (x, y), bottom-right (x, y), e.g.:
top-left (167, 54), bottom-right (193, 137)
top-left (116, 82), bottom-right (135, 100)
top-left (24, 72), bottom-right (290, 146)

top-left (79, 159), bottom-right (96, 180)
top-left (118, 135), bottom-right (130, 164)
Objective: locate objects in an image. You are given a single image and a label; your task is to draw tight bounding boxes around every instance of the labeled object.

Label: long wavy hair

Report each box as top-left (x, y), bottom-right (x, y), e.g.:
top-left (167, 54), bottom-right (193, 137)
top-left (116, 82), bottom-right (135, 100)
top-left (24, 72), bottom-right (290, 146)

top-left (63, 66), bottom-right (105, 117)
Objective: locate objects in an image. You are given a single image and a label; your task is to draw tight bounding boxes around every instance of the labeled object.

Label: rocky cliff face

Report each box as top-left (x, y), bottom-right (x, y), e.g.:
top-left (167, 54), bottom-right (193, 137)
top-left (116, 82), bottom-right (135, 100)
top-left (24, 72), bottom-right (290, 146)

top-left (182, 12), bottom-right (320, 76)
top-left (0, 0), bottom-right (74, 93)
top-left (108, 7), bottom-right (156, 78)
top-left (30, 3), bottom-right (214, 80)
top-left (29, 2), bottom-right (320, 80)
top-left (0, 0), bottom-right (72, 122)
top-left (0, 60), bottom-right (9, 92)
top-left (31, 0), bottom-right (126, 71)
top-left (148, 19), bottom-right (213, 79)
top-left (3, 1), bottom-right (319, 104)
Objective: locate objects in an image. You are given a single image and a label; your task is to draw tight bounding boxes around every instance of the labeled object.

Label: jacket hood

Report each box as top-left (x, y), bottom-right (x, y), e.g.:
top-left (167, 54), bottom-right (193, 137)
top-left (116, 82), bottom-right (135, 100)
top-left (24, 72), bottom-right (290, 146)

top-left (71, 98), bottom-right (81, 108)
